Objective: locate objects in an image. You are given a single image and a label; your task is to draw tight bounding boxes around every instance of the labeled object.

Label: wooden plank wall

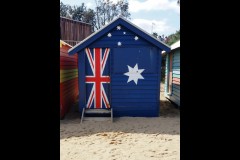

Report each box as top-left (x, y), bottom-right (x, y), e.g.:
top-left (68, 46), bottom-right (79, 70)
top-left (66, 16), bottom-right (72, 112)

top-left (79, 26), bottom-right (161, 117)
top-left (164, 48), bottom-right (180, 106)
top-left (60, 40), bottom-right (78, 119)
top-left (171, 49), bottom-right (180, 106)
top-left (60, 17), bottom-right (92, 46)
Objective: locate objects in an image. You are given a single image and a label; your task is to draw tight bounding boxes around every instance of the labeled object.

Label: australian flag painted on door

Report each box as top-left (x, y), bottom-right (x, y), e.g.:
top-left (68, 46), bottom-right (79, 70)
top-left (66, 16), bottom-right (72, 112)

top-left (85, 48), bottom-right (110, 109)
top-left (68, 17), bottom-right (171, 117)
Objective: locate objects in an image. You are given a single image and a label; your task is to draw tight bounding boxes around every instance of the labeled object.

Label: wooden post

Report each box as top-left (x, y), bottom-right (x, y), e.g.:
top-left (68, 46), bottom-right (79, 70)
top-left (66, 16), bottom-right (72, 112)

top-left (111, 108), bottom-right (113, 123)
top-left (81, 108), bottom-right (85, 123)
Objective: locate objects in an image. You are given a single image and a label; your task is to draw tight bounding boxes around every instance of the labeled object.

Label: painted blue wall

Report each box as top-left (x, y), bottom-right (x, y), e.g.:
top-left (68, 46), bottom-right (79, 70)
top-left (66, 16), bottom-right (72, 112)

top-left (111, 46), bottom-right (161, 117)
top-left (78, 50), bottom-right (86, 113)
top-left (78, 24), bottom-right (163, 116)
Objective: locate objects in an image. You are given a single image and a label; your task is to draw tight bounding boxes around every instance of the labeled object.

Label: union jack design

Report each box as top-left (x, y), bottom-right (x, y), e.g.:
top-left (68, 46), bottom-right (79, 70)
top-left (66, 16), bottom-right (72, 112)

top-left (85, 48), bottom-right (110, 109)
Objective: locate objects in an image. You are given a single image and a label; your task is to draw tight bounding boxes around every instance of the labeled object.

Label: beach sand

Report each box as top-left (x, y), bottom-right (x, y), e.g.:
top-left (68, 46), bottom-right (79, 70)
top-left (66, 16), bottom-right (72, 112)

top-left (60, 83), bottom-right (180, 160)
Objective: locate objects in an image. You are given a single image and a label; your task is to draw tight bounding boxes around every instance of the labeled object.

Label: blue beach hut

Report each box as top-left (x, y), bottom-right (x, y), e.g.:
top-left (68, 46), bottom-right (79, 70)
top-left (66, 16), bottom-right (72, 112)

top-left (68, 17), bottom-right (170, 117)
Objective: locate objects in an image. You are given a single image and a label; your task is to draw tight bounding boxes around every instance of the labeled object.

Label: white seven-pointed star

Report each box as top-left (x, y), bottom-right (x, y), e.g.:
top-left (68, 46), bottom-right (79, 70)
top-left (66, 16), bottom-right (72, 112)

top-left (117, 25), bottom-right (121, 30)
top-left (117, 41), bottom-right (122, 46)
top-left (134, 36), bottom-right (139, 40)
top-left (124, 64), bottom-right (145, 85)
top-left (107, 33), bottom-right (112, 37)
top-left (123, 31), bottom-right (126, 34)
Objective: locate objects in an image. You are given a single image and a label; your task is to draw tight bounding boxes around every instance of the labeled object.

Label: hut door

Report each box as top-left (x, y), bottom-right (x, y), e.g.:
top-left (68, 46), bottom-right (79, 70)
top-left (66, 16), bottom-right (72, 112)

top-left (168, 53), bottom-right (173, 94)
top-left (85, 48), bottom-right (111, 109)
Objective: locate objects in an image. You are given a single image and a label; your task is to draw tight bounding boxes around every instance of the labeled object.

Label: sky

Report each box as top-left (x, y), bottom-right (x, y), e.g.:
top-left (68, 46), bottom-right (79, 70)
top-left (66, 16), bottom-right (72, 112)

top-left (60, 0), bottom-right (180, 36)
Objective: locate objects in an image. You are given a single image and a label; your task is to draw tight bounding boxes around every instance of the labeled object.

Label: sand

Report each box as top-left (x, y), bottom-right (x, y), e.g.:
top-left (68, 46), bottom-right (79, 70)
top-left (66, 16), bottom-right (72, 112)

top-left (60, 83), bottom-right (180, 160)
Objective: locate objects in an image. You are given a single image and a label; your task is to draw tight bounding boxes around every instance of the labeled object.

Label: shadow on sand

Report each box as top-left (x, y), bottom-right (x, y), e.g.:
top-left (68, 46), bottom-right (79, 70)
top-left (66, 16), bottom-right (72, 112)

top-left (60, 98), bottom-right (180, 139)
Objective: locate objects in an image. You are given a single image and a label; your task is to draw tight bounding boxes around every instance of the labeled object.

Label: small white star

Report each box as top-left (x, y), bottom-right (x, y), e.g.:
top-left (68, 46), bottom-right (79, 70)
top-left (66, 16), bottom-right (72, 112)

top-left (107, 33), bottom-right (112, 37)
top-left (124, 64), bottom-right (145, 85)
top-left (117, 25), bottom-right (121, 30)
top-left (117, 42), bottom-right (122, 46)
top-left (134, 36), bottom-right (139, 40)
top-left (123, 32), bottom-right (126, 34)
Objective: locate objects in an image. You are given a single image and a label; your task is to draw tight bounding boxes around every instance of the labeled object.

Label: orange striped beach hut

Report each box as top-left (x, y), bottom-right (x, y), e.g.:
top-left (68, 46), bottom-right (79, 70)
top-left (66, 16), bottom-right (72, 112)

top-left (60, 40), bottom-right (78, 119)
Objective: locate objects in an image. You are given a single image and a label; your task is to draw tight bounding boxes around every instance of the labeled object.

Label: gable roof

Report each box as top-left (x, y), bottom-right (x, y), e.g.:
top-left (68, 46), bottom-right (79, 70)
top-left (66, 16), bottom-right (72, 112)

top-left (60, 40), bottom-right (72, 48)
top-left (68, 17), bottom-right (170, 55)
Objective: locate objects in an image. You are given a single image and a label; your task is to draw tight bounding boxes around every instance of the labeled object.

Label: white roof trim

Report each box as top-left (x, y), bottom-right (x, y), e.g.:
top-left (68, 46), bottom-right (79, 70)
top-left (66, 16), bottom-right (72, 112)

top-left (162, 40), bottom-right (180, 54)
top-left (69, 17), bottom-right (170, 53)
top-left (170, 40), bottom-right (180, 50)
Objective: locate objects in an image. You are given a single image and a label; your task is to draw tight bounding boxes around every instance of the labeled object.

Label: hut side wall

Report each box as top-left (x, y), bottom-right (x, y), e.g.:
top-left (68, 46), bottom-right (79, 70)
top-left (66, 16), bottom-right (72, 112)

top-left (60, 42), bottom-right (79, 118)
top-left (165, 48), bottom-right (180, 106)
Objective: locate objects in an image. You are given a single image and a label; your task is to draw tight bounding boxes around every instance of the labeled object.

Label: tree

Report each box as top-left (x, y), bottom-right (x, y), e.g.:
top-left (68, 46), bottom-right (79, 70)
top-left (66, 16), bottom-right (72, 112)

top-left (69, 3), bottom-right (86, 21)
top-left (60, 2), bottom-right (69, 17)
top-left (94, 0), bottom-right (131, 30)
top-left (83, 9), bottom-right (96, 32)
top-left (152, 32), bottom-right (158, 38)
top-left (118, 0), bottom-right (131, 18)
top-left (165, 30), bottom-right (180, 45)
top-left (67, 3), bottom-right (96, 32)
top-left (60, 1), bottom-right (131, 32)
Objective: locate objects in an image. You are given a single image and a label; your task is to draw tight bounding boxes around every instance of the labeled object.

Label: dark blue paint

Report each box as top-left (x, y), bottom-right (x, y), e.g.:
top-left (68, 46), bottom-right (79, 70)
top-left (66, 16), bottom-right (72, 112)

top-left (112, 47), bottom-right (158, 73)
top-left (69, 17), bottom-right (170, 117)
top-left (157, 49), bottom-right (161, 116)
top-left (78, 51), bottom-right (86, 114)
top-left (110, 47), bottom-right (160, 116)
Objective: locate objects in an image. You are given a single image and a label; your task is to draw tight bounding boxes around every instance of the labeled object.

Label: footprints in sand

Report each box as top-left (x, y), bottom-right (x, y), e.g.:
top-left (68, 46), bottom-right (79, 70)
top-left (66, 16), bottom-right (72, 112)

top-left (159, 136), bottom-right (173, 142)
top-left (61, 122), bottom-right (179, 160)
top-left (109, 141), bottom-right (115, 144)
top-left (109, 139), bottom-right (122, 145)
top-left (95, 132), bottom-right (125, 145)
top-left (161, 152), bottom-right (168, 155)
top-left (96, 132), bottom-right (125, 138)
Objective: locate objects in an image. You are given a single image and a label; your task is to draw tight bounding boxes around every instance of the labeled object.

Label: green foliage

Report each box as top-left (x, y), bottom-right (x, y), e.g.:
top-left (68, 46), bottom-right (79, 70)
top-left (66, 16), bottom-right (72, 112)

top-left (166, 30), bottom-right (180, 46)
top-left (60, 2), bottom-right (70, 17)
top-left (83, 9), bottom-right (96, 31)
top-left (152, 32), bottom-right (158, 38)
top-left (69, 3), bottom-right (86, 21)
